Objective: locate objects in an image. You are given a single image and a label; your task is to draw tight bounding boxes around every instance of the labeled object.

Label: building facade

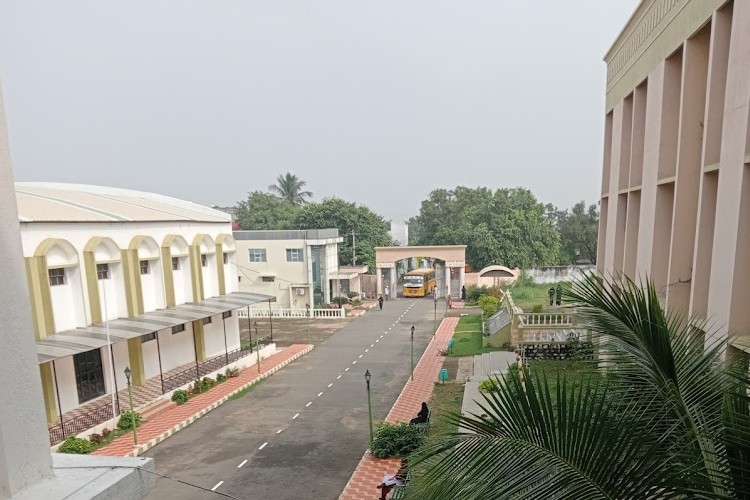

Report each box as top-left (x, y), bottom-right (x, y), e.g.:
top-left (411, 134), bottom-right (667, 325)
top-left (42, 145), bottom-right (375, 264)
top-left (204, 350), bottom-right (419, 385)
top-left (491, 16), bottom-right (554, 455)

top-left (234, 229), bottom-right (344, 308)
top-left (599, 0), bottom-right (750, 351)
top-left (16, 183), bottom-right (273, 444)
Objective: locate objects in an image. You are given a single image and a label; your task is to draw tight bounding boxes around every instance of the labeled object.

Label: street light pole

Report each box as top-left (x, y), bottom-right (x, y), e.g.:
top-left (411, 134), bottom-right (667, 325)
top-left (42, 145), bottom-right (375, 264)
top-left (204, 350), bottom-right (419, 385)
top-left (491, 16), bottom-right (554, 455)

top-left (433, 296), bottom-right (437, 337)
top-left (410, 325), bottom-right (415, 381)
top-left (123, 367), bottom-right (138, 446)
top-left (365, 370), bottom-right (373, 443)
top-left (306, 303), bottom-right (311, 345)
top-left (254, 322), bottom-right (261, 374)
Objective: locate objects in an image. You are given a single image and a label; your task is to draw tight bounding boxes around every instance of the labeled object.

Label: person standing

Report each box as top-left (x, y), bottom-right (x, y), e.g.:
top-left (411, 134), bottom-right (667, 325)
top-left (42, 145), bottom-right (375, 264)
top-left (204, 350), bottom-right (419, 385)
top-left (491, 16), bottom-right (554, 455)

top-left (548, 287), bottom-right (555, 306)
top-left (555, 284), bottom-right (562, 306)
top-left (384, 285), bottom-right (390, 301)
top-left (378, 295), bottom-right (384, 310)
top-left (461, 285), bottom-right (466, 301)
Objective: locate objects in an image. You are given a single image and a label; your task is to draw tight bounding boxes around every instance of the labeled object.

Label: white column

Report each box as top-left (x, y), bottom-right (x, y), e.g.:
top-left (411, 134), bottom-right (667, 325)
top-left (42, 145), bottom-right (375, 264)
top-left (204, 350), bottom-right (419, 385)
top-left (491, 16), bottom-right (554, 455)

top-left (0, 84), bottom-right (54, 497)
top-left (459, 266), bottom-right (465, 297)
top-left (376, 270), bottom-right (383, 297)
top-left (444, 267), bottom-right (451, 298)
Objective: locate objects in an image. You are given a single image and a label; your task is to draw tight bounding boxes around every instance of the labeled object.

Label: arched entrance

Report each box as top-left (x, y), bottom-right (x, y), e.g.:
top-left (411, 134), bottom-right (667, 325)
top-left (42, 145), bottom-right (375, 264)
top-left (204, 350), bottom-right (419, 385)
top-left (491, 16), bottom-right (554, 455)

top-left (374, 245), bottom-right (467, 299)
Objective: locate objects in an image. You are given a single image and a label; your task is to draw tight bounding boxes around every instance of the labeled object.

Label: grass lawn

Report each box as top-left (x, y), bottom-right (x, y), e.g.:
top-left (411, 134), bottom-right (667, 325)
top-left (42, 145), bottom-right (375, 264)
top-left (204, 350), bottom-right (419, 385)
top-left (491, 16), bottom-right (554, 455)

top-left (448, 314), bottom-right (498, 357)
top-left (508, 282), bottom-right (557, 311)
top-left (526, 359), bottom-right (596, 404)
top-left (406, 382), bottom-right (465, 495)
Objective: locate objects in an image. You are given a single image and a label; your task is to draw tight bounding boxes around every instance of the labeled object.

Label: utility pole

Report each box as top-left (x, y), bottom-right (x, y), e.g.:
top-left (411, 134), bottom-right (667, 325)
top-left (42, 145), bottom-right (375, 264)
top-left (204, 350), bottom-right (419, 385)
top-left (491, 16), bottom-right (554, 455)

top-left (351, 229), bottom-right (357, 266)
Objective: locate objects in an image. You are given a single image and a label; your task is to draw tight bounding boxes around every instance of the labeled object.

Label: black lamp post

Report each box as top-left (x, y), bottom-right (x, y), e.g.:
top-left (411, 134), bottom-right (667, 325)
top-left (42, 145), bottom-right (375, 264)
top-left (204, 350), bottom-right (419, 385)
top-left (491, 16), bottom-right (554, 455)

top-left (433, 296), bottom-right (437, 336)
top-left (306, 303), bottom-right (311, 345)
top-left (254, 321), bottom-right (261, 374)
top-left (365, 370), bottom-right (373, 443)
top-left (410, 325), bottom-right (415, 381)
top-left (123, 367), bottom-right (138, 445)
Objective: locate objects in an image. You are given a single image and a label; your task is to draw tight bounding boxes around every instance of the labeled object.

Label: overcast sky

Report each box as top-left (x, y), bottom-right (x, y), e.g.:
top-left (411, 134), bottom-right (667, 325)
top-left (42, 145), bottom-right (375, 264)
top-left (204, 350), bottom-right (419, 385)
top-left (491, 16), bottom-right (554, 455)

top-left (0, 1), bottom-right (639, 222)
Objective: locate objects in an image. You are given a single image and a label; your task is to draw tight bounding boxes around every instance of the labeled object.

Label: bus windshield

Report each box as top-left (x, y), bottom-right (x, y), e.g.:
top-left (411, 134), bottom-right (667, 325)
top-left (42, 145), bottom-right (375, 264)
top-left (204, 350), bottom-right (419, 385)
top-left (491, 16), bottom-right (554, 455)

top-left (403, 276), bottom-right (424, 286)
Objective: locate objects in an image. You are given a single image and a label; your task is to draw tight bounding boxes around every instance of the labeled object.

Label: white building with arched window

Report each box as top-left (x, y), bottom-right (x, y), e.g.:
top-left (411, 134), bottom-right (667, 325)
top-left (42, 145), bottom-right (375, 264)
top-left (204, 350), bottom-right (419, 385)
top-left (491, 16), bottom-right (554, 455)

top-left (15, 183), bottom-right (274, 446)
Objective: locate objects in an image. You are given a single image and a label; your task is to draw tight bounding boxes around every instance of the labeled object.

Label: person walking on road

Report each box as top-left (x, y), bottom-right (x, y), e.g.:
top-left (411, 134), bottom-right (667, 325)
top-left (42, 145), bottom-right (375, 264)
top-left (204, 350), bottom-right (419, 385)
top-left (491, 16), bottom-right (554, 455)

top-left (378, 295), bottom-right (384, 310)
top-left (384, 286), bottom-right (390, 301)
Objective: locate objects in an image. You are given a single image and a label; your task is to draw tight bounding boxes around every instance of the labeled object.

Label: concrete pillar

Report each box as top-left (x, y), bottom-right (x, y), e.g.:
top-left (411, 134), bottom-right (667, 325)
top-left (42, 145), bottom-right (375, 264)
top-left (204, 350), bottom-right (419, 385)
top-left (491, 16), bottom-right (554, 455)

top-left (444, 267), bottom-right (451, 298)
top-left (459, 266), bottom-right (465, 297)
top-left (376, 270), bottom-right (383, 297)
top-left (0, 83), bottom-right (54, 497)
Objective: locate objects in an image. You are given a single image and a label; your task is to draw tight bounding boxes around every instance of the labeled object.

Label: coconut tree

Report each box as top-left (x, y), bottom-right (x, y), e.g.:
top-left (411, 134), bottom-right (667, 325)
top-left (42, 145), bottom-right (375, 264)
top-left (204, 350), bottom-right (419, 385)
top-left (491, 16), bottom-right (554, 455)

top-left (268, 173), bottom-right (313, 205)
top-left (409, 274), bottom-right (750, 499)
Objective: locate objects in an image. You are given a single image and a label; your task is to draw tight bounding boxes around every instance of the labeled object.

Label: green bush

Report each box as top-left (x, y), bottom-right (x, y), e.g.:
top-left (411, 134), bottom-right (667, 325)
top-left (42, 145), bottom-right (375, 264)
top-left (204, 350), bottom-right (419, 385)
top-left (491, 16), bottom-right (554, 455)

top-left (117, 410), bottom-right (142, 431)
top-left (532, 304), bottom-right (544, 313)
top-left (370, 422), bottom-right (426, 459)
top-left (478, 295), bottom-right (500, 317)
top-left (513, 270), bottom-right (535, 288)
top-left (216, 373), bottom-right (227, 383)
top-left (59, 436), bottom-right (93, 454)
top-left (331, 296), bottom-right (350, 306)
top-left (171, 389), bottom-right (189, 405)
top-left (479, 379), bottom-right (500, 392)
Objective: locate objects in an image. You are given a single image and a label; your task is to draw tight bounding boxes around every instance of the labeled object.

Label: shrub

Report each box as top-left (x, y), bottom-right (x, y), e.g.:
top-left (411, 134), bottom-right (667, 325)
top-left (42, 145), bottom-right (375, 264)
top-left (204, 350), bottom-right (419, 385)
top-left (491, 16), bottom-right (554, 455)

top-left (352, 299), bottom-right (363, 307)
top-left (171, 389), bottom-right (189, 405)
top-left (88, 433), bottom-right (102, 445)
top-left (101, 427), bottom-right (111, 439)
top-left (370, 422), bottom-right (426, 459)
top-left (191, 379), bottom-right (202, 395)
top-left (226, 367), bottom-right (239, 378)
top-left (479, 379), bottom-right (500, 392)
top-left (117, 410), bottom-right (142, 431)
top-left (532, 304), bottom-right (544, 313)
top-left (514, 270), bottom-right (535, 288)
top-left (216, 373), bottom-right (227, 383)
top-left (346, 291), bottom-right (358, 299)
top-left (241, 342), bottom-right (252, 351)
top-left (201, 377), bottom-right (214, 391)
top-left (478, 295), bottom-right (500, 317)
top-left (331, 296), bottom-right (350, 306)
top-left (59, 436), bottom-right (93, 454)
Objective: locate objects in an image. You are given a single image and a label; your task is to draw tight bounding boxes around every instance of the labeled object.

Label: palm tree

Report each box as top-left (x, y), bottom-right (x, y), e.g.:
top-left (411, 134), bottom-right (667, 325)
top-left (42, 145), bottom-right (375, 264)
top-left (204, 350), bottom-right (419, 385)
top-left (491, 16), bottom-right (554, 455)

top-left (410, 274), bottom-right (750, 499)
top-left (268, 173), bottom-right (312, 205)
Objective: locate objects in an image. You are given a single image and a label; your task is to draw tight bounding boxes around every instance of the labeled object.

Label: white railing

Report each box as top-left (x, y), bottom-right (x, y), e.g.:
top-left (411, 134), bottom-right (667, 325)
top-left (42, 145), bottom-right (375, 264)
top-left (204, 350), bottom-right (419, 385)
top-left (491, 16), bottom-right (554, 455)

top-left (237, 307), bottom-right (346, 319)
top-left (517, 313), bottom-right (573, 327)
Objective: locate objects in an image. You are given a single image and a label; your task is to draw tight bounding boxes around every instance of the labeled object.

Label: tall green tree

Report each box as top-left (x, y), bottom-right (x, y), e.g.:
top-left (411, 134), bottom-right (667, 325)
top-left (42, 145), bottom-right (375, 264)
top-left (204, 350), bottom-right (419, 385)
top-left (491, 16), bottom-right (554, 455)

top-left (293, 197), bottom-right (392, 270)
top-left (235, 191), bottom-right (299, 230)
top-left (410, 274), bottom-right (750, 499)
top-left (409, 187), bottom-right (561, 270)
top-left (553, 201), bottom-right (599, 264)
top-left (268, 172), bottom-right (313, 205)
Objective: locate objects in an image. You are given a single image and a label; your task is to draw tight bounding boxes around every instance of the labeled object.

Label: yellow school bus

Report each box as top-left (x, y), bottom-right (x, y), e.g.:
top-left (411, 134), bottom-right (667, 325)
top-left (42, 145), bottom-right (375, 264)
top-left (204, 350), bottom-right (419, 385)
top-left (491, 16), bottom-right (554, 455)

top-left (402, 268), bottom-right (436, 298)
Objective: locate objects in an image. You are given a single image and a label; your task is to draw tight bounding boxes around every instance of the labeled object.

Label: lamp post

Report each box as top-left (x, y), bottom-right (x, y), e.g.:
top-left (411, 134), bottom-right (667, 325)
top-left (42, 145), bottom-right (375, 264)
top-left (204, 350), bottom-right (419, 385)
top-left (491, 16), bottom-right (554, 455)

top-left (410, 325), bottom-right (415, 381)
top-left (254, 322), bottom-right (261, 374)
top-left (433, 296), bottom-right (437, 337)
top-left (123, 367), bottom-right (138, 445)
top-left (365, 370), bottom-right (373, 443)
top-left (306, 303), bottom-right (311, 345)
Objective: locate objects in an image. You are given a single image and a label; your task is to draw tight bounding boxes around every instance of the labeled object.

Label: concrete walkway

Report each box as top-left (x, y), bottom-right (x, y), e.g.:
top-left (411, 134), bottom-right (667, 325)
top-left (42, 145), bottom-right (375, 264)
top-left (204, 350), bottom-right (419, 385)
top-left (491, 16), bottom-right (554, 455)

top-left (338, 317), bottom-right (458, 500)
top-left (92, 344), bottom-right (312, 457)
top-left (461, 351), bottom-right (516, 422)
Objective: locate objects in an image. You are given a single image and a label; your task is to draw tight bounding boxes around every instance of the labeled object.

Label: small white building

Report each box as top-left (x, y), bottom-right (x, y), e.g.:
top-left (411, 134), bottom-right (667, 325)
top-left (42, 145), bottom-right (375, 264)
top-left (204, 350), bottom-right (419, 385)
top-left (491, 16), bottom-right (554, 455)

top-left (15, 183), bottom-right (274, 445)
top-left (234, 229), bottom-right (346, 308)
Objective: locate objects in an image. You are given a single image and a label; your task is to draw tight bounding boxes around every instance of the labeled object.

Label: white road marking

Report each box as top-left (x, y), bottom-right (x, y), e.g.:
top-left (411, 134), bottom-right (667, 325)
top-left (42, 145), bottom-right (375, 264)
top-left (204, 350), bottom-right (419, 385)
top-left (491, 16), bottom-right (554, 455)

top-left (352, 360), bottom-right (357, 365)
top-left (211, 481), bottom-right (224, 491)
top-left (306, 401), bottom-right (312, 407)
top-left (370, 344), bottom-right (374, 348)
top-left (345, 367), bottom-right (350, 372)
top-left (328, 383), bottom-right (333, 388)
top-left (237, 460), bottom-right (248, 468)
top-left (380, 335), bottom-right (384, 338)
top-left (259, 442), bottom-right (267, 450)
top-left (375, 339), bottom-right (379, 343)
top-left (318, 392), bottom-right (323, 397)
top-left (358, 354), bottom-right (363, 359)
top-left (365, 349), bottom-right (369, 353)
top-left (337, 374), bottom-right (342, 379)
top-left (293, 413), bottom-right (300, 419)
top-left (276, 429), bottom-right (282, 434)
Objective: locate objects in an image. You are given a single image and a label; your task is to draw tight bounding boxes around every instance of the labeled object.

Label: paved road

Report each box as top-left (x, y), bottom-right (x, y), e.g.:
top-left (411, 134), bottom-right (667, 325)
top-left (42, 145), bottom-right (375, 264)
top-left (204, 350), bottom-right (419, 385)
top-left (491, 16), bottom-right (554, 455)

top-left (144, 298), bottom-right (438, 500)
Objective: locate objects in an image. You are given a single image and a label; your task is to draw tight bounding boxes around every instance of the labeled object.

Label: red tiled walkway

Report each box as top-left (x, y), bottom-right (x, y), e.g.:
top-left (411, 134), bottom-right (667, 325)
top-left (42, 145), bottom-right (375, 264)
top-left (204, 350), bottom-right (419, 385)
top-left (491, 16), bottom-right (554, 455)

top-left (339, 318), bottom-right (458, 500)
top-left (93, 344), bottom-right (312, 457)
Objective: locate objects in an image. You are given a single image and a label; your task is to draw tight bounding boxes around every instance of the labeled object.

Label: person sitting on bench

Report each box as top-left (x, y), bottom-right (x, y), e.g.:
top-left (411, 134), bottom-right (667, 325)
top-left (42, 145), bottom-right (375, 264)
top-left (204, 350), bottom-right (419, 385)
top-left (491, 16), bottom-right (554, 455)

top-left (409, 402), bottom-right (429, 425)
top-left (376, 458), bottom-right (408, 500)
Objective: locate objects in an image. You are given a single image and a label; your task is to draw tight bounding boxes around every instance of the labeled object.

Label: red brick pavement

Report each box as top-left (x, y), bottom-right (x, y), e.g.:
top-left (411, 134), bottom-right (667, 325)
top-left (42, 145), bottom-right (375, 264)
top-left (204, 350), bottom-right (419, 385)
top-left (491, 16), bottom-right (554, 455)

top-left (339, 318), bottom-right (459, 500)
top-left (92, 344), bottom-right (312, 457)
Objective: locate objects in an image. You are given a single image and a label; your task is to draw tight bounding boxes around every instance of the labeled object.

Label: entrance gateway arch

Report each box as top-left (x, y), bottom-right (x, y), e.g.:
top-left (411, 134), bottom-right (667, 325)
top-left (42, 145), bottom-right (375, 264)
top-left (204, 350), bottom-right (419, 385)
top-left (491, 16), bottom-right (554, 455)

top-left (374, 245), bottom-right (466, 299)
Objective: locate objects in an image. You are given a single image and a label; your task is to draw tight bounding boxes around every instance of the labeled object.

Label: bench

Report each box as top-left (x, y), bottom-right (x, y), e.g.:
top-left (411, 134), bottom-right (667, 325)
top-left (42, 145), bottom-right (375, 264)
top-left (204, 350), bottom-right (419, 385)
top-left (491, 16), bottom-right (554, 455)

top-left (413, 410), bottom-right (431, 433)
top-left (390, 471), bottom-right (411, 500)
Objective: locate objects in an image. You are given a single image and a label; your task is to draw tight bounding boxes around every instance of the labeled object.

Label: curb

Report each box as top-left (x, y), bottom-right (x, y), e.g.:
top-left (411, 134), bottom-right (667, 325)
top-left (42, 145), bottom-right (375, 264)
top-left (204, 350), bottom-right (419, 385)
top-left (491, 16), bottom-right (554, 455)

top-left (124, 345), bottom-right (314, 457)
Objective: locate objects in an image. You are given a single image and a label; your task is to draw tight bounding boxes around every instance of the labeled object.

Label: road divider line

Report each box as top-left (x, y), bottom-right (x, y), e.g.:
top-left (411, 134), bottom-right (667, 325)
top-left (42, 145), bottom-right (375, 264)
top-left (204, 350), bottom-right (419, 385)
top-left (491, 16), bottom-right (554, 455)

top-left (345, 367), bottom-right (350, 372)
top-left (358, 355), bottom-right (363, 359)
top-left (365, 349), bottom-right (369, 353)
top-left (277, 429), bottom-right (282, 434)
top-left (306, 401), bottom-right (312, 407)
top-left (259, 442), bottom-right (267, 450)
top-left (211, 481), bottom-right (223, 491)
top-left (317, 392), bottom-right (323, 397)
top-left (352, 360), bottom-right (357, 365)
top-left (328, 383), bottom-right (333, 388)
top-left (293, 413), bottom-right (300, 420)
top-left (337, 375), bottom-right (342, 379)
top-left (237, 460), bottom-right (247, 469)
